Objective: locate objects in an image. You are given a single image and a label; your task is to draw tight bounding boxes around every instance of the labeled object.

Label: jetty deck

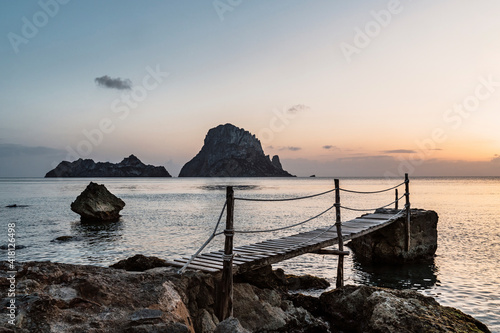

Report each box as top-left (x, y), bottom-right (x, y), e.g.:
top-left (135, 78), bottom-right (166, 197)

top-left (165, 212), bottom-right (400, 275)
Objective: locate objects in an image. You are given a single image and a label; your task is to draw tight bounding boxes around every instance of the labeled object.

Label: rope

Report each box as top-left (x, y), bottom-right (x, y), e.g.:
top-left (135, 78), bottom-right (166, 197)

top-left (234, 204), bottom-right (335, 234)
top-left (339, 181), bottom-right (405, 194)
top-left (177, 201), bottom-right (227, 274)
top-left (234, 188), bottom-right (335, 202)
top-left (340, 193), bottom-right (406, 212)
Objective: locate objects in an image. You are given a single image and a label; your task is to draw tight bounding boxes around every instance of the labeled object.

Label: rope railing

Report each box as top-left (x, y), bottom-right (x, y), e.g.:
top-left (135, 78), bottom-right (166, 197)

top-left (234, 188), bottom-right (335, 202)
top-left (340, 193), bottom-right (407, 212)
top-left (339, 181), bottom-right (406, 194)
top-left (177, 200), bottom-right (227, 274)
top-left (234, 204), bottom-right (335, 234)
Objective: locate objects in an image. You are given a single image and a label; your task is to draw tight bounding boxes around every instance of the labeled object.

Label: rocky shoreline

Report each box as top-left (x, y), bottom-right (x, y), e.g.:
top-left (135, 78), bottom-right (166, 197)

top-left (0, 256), bottom-right (490, 333)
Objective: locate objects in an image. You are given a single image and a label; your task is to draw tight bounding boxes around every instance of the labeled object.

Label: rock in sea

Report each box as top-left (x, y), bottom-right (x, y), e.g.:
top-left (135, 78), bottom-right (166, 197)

top-left (179, 123), bottom-right (294, 177)
top-left (45, 154), bottom-right (171, 177)
top-left (71, 182), bottom-right (125, 222)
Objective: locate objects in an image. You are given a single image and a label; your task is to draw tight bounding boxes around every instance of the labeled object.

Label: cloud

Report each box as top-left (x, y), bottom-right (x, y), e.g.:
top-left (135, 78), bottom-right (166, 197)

top-left (279, 146), bottom-right (302, 151)
top-left (382, 149), bottom-right (417, 154)
top-left (492, 155), bottom-right (500, 163)
top-left (95, 75), bottom-right (132, 90)
top-left (287, 104), bottom-right (310, 114)
top-left (323, 145), bottom-right (340, 151)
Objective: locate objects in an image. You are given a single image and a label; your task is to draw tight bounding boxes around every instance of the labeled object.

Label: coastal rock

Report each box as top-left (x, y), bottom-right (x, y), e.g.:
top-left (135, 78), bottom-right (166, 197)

top-left (214, 317), bottom-right (249, 333)
top-left (0, 260), bottom-right (491, 333)
top-left (348, 208), bottom-right (438, 264)
top-left (320, 285), bottom-right (491, 333)
top-left (45, 154), bottom-right (171, 177)
top-left (179, 124), bottom-right (294, 177)
top-left (70, 182), bottom-right (125, 222)
top-left (110, 254), bottom-right (171, 271)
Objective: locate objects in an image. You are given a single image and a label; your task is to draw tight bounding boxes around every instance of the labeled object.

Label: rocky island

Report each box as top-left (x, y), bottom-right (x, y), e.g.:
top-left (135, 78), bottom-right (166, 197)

top-left (45, 154), bottom-right (171, 177)
top-left (179, 123), bottom-right (294, 177)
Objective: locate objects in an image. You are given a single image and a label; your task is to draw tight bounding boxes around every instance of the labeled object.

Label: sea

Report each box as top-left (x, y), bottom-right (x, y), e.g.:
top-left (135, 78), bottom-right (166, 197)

top-left (0, 177), bottom-right (498, 331)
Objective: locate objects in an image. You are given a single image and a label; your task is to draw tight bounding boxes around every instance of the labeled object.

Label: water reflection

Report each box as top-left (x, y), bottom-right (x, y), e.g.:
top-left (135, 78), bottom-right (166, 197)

top-left (71, 219), bottom-right (124, 245)
top-left (200, 185), bottom-right (260, 191)
top-left (352, 259), bottom-right (439, 290)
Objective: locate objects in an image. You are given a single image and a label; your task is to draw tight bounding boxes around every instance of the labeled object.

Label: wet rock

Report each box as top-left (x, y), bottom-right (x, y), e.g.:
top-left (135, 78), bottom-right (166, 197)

top-left (214, 317), bottom-right (250, 333)
top-left (70, 182), bottom-right (125, 222)
top-left (51, 236), bottom-right (80, 242)
top-left (5, 204), bottom-right (29, 208)
top-left (320, 285), bottom-right (491, 333)
top-left (110, 254), bottom-right (171, 271)
top-left (348, 208), bottom-right (438, 264)
top-left (286, 273), bottom-right (330, 291)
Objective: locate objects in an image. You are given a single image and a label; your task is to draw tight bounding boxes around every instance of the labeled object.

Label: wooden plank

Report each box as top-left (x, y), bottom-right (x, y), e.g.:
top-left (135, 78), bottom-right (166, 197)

top-left (236, 245), bottom-right (285, 254)
top-left (165, 260), bottom-right (219, 273)
top-left (173, 258), bottom-right (224, 270)
top-left (201, 253), bottom-right (252, 264)
top-left (180, 256), bottom-right (226, 267)
top-left (360, 214), bottom-right (395, 220)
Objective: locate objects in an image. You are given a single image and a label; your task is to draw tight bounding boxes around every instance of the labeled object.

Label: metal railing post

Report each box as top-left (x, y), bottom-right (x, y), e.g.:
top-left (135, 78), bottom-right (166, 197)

top-left (334, 179), bottom-right (344, 288)
top-left (216, 186), bottom-right (234, 321)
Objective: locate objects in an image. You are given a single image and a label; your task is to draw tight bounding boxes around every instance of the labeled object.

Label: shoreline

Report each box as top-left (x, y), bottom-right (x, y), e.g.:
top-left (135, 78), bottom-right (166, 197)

top-left (0, 257), bottom-right (491, 333)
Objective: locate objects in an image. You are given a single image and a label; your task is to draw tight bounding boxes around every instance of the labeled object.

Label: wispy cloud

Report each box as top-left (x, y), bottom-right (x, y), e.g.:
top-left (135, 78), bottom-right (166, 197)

top-left (279, 146), bottom-right (302, 151)
top-left (382, 149), bottom-right (417, 154)
top-left (95, 75), bottom-right (132, 90)
top-left (323, 145), bottom-right (340, 151)
top-left (287, 104), bottom-right (310, 114)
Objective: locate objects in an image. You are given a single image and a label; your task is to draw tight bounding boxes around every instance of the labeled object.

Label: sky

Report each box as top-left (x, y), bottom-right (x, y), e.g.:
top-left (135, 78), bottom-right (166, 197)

top-left (1, 0), bottom-right (500, 177)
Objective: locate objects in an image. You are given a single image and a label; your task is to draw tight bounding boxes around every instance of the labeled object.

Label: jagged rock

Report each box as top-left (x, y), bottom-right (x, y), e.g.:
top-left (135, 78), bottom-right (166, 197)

top-left (320, 285), bottom-right (491, 333)
top-left (70, 182), bottom-right (125, 222)
top-left (214, 317), bottom-right (250, 333)
top-left (110, 254), bottom-right (171, 271)
top-left (0, 260), bottom-right (490, 333)
top-left (45, 154), bottom-right (171, 177)
top-left (271, 155), bottom-right (283, 170)
top-left (179, 124), bottom-right (294, 177)
top-left (348, 208), bottom-right (438, 263)
top-left (286, 273), bottom-right (330, 291)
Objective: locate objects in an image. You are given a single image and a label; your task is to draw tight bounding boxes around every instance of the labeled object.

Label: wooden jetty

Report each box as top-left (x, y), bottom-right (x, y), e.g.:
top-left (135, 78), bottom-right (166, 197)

top-left (165, 212), bottom-right (401, 275)
top-left (166, 174), bottom-right (411, 320)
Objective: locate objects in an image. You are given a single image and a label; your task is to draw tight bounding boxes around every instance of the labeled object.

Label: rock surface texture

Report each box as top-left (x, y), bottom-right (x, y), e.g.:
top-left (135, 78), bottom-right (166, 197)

top-left (0, 259), bottom-right (490, 333)
top-left (70, 182), bottom-right (125, 222)
top-left (45, 154), bottom-right (171, 177)
top-left (319, 285), bottom-right (490, 333)
top-left (179, 123), bottom-right (294, 177)
top-left (348, 208), bottom-right (438, 264)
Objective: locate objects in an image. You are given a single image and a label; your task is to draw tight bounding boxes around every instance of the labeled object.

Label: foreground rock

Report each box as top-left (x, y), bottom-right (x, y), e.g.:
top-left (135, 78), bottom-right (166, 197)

top-left (45, 154), bottom-right (171, 177)
top-left (0, 259), bottom-right (489, 333)
top-left (348, 208), bottom-right (438, 264)
top-left (179, 123), bottom-right (294, 177)
top-left (320, 285), bottom-right (490, 333)
top-left (71, 182), bottom-right (125, 222)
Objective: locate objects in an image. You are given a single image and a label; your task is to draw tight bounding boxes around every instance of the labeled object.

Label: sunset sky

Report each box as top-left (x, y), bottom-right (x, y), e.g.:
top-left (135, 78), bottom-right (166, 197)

top-left (1, 0), bottom-right (500, 177)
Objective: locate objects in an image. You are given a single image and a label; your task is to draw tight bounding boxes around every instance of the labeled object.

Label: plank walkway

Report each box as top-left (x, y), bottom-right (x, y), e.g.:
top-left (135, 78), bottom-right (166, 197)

top-left (165, 212), bottom-right (401, 275)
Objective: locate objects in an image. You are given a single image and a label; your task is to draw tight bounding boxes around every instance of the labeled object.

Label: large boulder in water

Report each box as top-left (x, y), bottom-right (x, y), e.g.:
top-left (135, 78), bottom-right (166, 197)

top-left (348, 208), bottom-right (438, 264)
top-left (71, 182), bottom-right (125, 222)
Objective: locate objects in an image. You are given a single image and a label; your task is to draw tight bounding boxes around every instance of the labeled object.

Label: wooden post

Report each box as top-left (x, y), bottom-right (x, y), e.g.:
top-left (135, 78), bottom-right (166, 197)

top-left (334, 179), bottom-right (344, 288)
top-left (404, 173), bottom-right (411, 252)
top-left (216, 186), bottom-right (234, 321)
top-left (395, 188), bottom-right (399, 210)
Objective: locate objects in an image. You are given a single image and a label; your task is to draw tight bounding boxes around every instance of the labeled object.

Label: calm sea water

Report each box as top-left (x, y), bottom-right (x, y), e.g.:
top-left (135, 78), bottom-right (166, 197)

top-left (0, 177), bottom-right (499, 331)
